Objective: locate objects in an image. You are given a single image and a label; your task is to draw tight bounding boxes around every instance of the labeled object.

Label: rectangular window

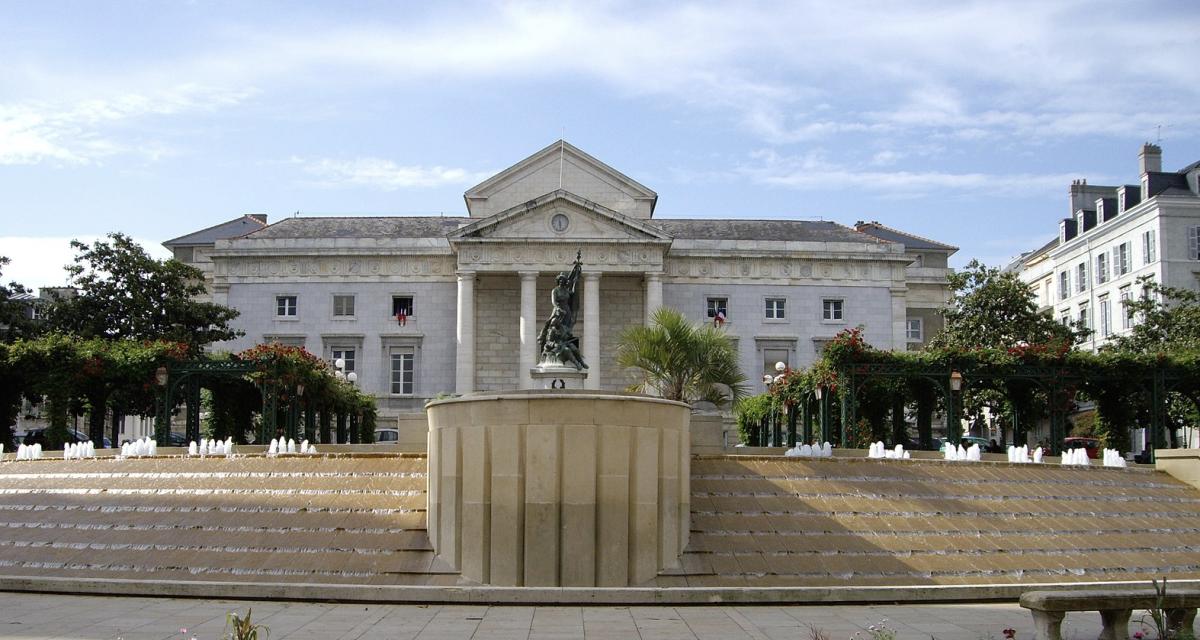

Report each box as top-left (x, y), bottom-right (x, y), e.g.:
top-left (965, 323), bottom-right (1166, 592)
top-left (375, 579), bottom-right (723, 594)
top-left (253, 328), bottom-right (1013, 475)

top-left (333, 295), bottom-right (355, 317)
top-left (1078, 303), bottom-right (1089, 330)
top-left (1059, 271), bottom-right (1070, 300)
top-left (1119, 285), bottom-right (1133, 330)
top-left (822, 299), bottom-right (844, 321)
top-left (763, 348), bottom-right (789, 381)
top-left (1190, 226), bottom-right (1200, 260)
top-left (1095, 252), bottom-right (1108, 284)
top-left (391, 296), bottom-right (414, 317)
top-left (276, 295), bottom-right (297, 317)
top-left (906, 318), bottom-right (923, 341)
top-left (1143, 229), bottom-right (1156, 264)
top-left (765, 297), bottom-right (786, 320)
top-left (1076, 262), bottom-right (1087, 292)
top-left (706, 297), bottom-right (728, 320)
top-left (390, 350), bottom-right (415, 395)
top-left (1115, 242), bottom-right (1131, 276)
top-left (331, 348), bottom-right (355, 373)
top-left (1099, 297), bottom-right (1111, 338)
top-left (1059, 311), bottom-right (1070, 327)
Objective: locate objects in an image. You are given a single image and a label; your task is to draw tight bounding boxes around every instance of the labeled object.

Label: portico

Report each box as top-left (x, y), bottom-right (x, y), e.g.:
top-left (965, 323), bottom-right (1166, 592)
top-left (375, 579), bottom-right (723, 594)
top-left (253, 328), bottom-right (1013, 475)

top-left (448, 190), bottom-right (673, 392)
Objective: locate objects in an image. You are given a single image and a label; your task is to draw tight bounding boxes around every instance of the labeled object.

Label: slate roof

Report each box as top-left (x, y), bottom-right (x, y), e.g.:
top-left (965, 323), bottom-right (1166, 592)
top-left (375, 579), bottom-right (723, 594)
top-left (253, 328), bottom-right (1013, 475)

top-left (854, 221), bottom-right (958, 251)
top-left (239, 216), bottom-right (891, 244)
top-left (647, 219), bottom-right (888, 243)
top-left (245, 216), bottom-right (471, 239)
top-left (163, 215), bottom-right (268, 246)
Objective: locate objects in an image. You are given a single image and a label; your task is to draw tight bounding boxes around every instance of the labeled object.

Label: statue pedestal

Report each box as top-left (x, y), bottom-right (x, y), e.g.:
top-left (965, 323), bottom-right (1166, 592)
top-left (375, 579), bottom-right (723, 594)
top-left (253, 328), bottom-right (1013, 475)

top-left (530, 364), bottom-right (588, 389)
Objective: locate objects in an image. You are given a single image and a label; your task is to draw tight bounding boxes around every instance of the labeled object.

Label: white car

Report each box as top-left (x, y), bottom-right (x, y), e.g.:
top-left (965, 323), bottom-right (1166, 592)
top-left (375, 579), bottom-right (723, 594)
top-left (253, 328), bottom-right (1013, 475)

top-left (373, 428), bottom-right (399, 443)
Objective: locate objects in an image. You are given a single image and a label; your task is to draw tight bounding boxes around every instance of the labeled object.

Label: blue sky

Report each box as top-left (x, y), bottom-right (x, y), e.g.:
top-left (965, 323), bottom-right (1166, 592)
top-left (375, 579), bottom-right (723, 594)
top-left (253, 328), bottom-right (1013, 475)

top-left (2, 0), bottom-right (1198, 290)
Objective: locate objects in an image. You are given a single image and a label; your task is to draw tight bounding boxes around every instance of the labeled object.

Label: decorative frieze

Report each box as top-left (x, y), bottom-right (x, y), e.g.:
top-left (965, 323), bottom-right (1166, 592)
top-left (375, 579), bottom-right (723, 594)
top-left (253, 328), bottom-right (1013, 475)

top-left (214, 256), bottom-right (458, 280)
top-left (664, 257), bottom-right (900, 284)
top-left (455, 242), bottom-right (665, 272)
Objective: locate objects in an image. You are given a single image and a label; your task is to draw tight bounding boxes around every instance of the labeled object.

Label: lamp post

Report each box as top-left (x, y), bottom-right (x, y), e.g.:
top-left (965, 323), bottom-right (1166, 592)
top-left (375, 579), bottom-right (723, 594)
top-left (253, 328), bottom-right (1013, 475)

top-left (948, 370), bottom-right (963, 444)
top-left (154, 366), bottom-right (169, 445)
top-left (815, 384), bottom-right (829, 445)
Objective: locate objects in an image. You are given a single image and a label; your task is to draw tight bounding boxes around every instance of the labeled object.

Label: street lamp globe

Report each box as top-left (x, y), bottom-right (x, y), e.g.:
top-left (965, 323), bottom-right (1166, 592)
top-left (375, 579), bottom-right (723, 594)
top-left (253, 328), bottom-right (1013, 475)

top-left (346, 372), bottom-right (358, 384)
top-left (775, 361), bottom-right (787, 373)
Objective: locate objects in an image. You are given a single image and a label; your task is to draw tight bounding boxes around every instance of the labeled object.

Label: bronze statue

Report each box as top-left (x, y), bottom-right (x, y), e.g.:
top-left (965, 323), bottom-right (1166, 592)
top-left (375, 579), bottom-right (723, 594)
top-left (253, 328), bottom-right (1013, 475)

top-left (536, 250), bottom-right (587, 369)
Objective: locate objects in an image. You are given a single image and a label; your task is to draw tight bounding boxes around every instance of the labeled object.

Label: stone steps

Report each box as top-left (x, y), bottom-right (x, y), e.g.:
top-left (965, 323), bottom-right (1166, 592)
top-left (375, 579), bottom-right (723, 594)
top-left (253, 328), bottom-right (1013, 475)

top-left (665, 456), bottom-right (1200, 588)
top-left (0, 454), bottom-right (448, 585)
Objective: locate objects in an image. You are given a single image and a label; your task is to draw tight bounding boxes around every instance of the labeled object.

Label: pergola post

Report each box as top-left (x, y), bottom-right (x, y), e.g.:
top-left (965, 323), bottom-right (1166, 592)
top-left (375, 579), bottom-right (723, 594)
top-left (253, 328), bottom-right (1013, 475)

top-left (185, 376), bottom-right (201, 444)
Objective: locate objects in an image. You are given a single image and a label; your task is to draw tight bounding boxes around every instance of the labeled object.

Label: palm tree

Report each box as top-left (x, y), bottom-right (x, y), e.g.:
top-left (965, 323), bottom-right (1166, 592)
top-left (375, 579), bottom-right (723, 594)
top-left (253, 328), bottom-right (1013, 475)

top-left (617, 307), bottom-right (748, 406)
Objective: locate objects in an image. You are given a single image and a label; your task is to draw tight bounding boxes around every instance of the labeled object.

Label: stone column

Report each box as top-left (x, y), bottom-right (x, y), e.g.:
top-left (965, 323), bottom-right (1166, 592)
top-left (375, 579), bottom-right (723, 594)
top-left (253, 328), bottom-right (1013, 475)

top-left (519, 271), bottom-right (538, 389)
top-left (455, 270), bottom-right (476, 394)
top-left (644, 271), bottom-right (663, 325)
top-left (583, 272), bottom-right (601, 390)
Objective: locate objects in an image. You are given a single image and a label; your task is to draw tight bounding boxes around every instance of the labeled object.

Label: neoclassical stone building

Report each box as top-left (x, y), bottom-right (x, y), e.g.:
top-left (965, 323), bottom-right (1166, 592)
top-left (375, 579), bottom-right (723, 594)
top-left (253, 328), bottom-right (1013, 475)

top-left (166, 141), bottom-right (956, 427)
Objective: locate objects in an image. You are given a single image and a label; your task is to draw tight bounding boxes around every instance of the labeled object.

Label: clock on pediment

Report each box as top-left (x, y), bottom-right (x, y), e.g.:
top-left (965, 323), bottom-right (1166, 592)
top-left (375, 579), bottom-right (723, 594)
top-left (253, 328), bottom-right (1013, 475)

top-left (550, 213), bottom-right (570, 234)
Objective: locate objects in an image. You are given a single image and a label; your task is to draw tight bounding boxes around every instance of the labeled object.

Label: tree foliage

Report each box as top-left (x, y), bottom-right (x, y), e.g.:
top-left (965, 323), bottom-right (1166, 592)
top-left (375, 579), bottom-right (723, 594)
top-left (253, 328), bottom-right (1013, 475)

top-left (617, 307), bottom-right (748, 406)
top-left (1110, 276), bottom-right (1200, 354)
top-left (46, 233), bottom-right (241, 354)
top-left (931, 259), bottom-right (1080, 350)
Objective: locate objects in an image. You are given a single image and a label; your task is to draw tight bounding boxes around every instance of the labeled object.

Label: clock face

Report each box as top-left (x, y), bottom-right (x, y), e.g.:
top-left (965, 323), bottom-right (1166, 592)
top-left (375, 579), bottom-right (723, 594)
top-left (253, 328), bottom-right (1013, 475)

top-left (550, 213), bottom-right (570, 233)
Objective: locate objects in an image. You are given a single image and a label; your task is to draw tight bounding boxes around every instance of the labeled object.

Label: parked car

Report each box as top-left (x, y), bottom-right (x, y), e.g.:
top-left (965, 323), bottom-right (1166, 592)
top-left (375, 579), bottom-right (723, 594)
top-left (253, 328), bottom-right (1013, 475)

top-left (374, 428), bottom-right (399, 443)
top-left (1063, 437), bottom-right (1101, 459)
top-left (21, 429), bottom-right (112, 449)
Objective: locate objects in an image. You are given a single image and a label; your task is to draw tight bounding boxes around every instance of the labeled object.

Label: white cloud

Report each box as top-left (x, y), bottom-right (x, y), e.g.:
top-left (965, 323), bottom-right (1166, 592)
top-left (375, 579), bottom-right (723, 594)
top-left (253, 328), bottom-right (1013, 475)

top-left (738, 149), bottom-right (1090, 196)
top-left (0, 84), bottom-right (257, 165)
top-left (293, 157), bottom-right (492, 190)
top-left (0, 236), bottom-right (171, 291)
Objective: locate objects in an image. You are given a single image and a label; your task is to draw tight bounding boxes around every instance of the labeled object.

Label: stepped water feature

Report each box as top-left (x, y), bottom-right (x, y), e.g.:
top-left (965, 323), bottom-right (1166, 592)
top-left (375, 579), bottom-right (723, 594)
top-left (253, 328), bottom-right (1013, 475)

top-left (662, 456), bottom-right (1200, 588)
top-left (0, 453), bottom-right (451, 585)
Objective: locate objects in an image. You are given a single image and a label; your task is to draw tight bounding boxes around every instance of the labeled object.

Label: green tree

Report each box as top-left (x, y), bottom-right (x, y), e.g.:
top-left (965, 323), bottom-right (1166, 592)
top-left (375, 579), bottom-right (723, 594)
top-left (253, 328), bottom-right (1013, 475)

top-left (931, 259), bottom-right (1081, 349)
top-left (617, 307), bottom-right (747, 406)
top-left (1110, 276), bottom-right (1200, 353)
top-left (46, 233), bottom-right (242, 354)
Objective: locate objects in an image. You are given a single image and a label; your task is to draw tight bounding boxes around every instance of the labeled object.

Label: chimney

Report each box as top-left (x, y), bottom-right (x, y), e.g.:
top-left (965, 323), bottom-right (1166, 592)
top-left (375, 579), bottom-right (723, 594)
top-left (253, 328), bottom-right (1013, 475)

top-left (247, 213), bottom-right (268, 224)
top-left (1139, 143), bottom-right (1162, 175)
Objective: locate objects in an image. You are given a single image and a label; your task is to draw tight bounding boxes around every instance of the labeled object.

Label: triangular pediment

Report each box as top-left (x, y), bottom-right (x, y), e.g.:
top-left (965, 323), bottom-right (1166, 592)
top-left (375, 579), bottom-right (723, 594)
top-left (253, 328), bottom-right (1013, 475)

top-left (449, 190), bottom-right (672, 243)
top-left (463, 140), bottom-right (658, 219)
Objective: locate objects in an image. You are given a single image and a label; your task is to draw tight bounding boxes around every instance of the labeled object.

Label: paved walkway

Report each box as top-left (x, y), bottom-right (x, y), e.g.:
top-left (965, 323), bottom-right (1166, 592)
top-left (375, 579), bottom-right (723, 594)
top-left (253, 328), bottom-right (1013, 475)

top-left (0, 592), bottom-right (1179, 639)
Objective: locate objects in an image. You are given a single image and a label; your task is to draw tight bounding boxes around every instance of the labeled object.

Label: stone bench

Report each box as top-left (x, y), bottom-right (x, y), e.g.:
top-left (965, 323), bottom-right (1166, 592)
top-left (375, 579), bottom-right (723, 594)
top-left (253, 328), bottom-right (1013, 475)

top-left (1019, 589), bottom-right (1200, 640)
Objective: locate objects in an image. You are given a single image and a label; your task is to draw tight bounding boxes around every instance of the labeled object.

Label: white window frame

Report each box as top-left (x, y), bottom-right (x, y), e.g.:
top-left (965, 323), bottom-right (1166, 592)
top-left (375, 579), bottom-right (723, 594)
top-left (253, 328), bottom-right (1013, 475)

top-left (706, 297), bottom-right (729, 320)
top-left (390, 348), bottom-right (416, 395)
top-left (764, 297), bottom-right (786, 321)
top-left (391, 295), bottom-right (415, 318)
top-left (1142, 229), bottom-right (1156, 264)
top-left (1119, 286), bottom-right (1133, 330)
top-left (331, 347), bottom-right (356, 373)
top-left (905, 318), bottom-right (923, 342)
top-left (1076, 262), bottom-right (1087, 292)
top-left (1095, 252), bottom-right (1108, 284)
top-left (332, 294), bottom-right (355, 318)
top-left (1059, 271), bottom-right (1070, 300)
top-left (1099, 296), bottom-right (1111, 338)
top-left (1115, 242), bottom-right (1131, 276)
top-left (822, 298), bottom-right (845, 322)
top-left (275, 295), bottom-right (298, 318)
top-left (1189, 226), bottom-right (1200, 260)
top-left (1078, 303), bottom-right (1090, 331)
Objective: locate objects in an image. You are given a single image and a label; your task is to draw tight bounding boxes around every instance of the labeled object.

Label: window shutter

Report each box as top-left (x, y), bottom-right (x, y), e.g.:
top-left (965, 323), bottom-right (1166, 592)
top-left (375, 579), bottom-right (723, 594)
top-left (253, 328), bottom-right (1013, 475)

top-left (1190, 227), bottom-right (1200, 260)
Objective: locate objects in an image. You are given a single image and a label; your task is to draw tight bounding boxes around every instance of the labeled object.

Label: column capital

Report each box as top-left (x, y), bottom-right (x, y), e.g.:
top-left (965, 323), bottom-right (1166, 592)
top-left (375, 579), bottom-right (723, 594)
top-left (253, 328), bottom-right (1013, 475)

top-left (456, 270), bottom-right (476, 280)
top-left (644, 271), bottom-right (663, 282)
top-left (519, 270), bottom-right (539, 281)
top-left (583, 271), bottom-right (601, 282)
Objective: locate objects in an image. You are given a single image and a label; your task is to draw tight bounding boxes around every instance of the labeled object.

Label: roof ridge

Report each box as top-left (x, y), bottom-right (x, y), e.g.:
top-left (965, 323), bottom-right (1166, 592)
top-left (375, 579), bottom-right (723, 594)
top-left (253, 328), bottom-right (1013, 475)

top-left (858, 221), bottom-right (958, 250)
top-left (163, 214), bottom-right (268, 246)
